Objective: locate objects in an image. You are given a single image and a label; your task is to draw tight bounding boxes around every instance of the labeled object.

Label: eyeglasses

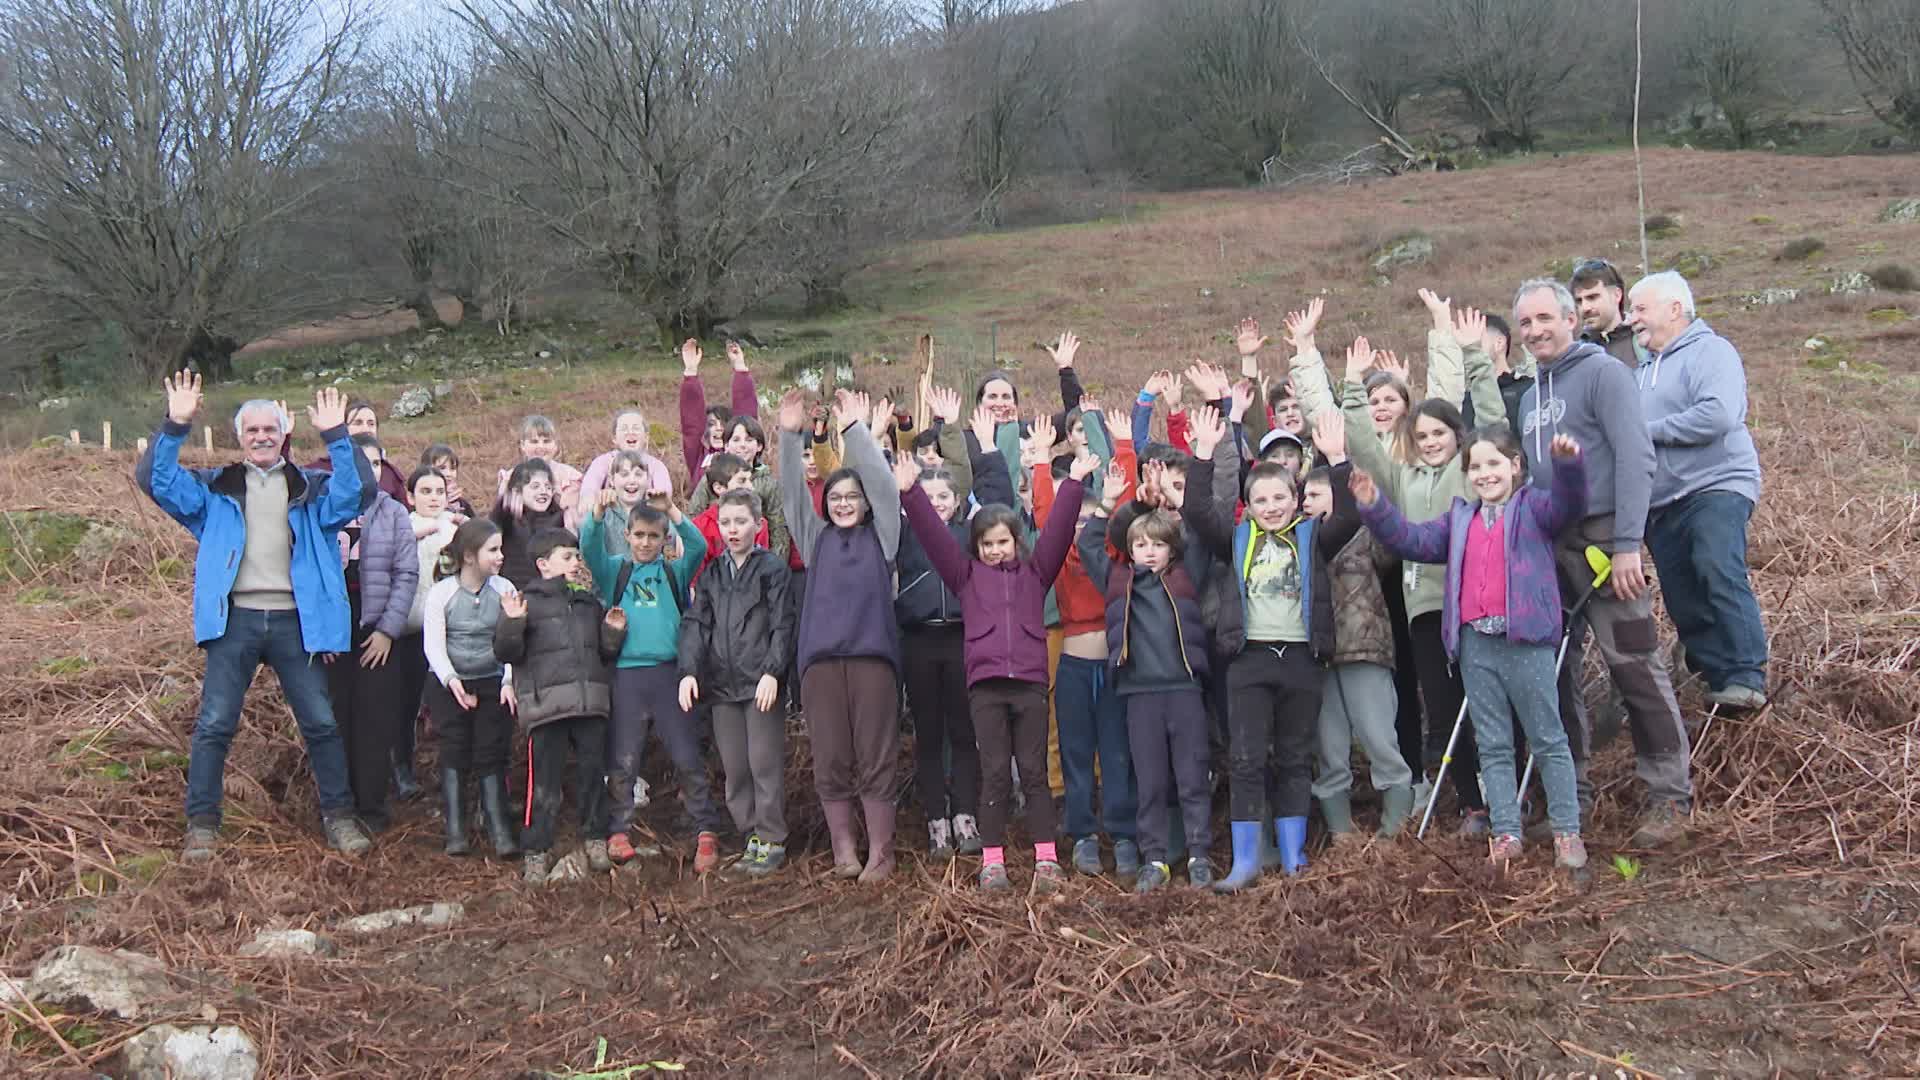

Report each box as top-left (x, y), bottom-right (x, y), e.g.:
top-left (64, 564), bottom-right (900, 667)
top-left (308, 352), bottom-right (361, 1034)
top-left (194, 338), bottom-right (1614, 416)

top-left (826, 492), bottom-right (865, 506)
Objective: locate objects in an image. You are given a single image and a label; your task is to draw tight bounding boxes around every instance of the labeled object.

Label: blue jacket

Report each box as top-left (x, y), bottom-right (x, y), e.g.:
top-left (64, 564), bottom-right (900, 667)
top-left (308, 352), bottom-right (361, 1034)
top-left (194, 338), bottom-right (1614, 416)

top-left (1636, 319), bottom-right (1761, 510)
top-left (137, 418), bottom-right (374, 651)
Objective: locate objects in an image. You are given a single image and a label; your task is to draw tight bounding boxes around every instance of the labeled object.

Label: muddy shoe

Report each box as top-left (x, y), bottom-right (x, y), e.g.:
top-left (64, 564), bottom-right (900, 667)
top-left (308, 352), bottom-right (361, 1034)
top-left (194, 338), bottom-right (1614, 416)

top-left (1487, 834), bottom-right (1522, 871)
top-left (607, 832), bottom-right (638, 865)
top-left (585, 839), bottom-right (612, 874)
top-left (1133, 861), bottom-right (1171, 894)
top-left (522, 851), bottom-right (550, 885)
top-left (1186, 856), bottom-right (1215, 889)
top-left (952, 813), bottom-right (983, 856)
top-left (926, 818), bottom-right (954, 862)
top-left (1630, 804), bottom-right (1691, 849)
top-left (1031, 860), bottom-right (1065, 898)
top-left (978, 862), bottom-right (1011, 892)
top-left (1071, 836), bottom-right (1103, 876)
top-left (182, 823), bottom-right (219, 863)
top-left (750, 843), bottom-right (787, 876)
top-left (1708, 684), bottom-right (1767, 711)
top-left (1457, 809), bottom-right (1491, 839)
top-left (1113, 839), bottom-right (1141, 880)
top-left (1553, 833), bottom-right (1588, 871)
top-left (693, 831), bottom-right (720, 874)
top-left (324, 816), bottom-right (371, 857)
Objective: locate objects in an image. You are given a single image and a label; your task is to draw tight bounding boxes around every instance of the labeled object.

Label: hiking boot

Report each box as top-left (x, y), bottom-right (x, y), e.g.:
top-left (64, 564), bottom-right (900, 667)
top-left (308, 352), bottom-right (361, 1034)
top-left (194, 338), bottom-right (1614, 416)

top-left (522, 851), bottom-right (549, 885)
top-left (694, 832), bottom-right (721, 874)
top-left (183, 823), bottom-right (219, 863)
top-left (1457, 809), bottom-right (1491, 838)
top-left (1630, 803), bottom-right (1691, 849)
top-left (927, 818), bottom-right (954, 861)
top-left (750, 842), bottom-right (787, 876)
top-left (1133, 861), bottom-right (1171, 894)
top-left (585, 839), bottom-right (612, 874)
top-left (1526, 807), bottom-right (1589, 844)
top-left (1113, 839), bottom-right (1141, 880)
top-left (1031, 860), bottom-right (1065, 898)
top-left (324, 816), bottom-right (371, 857)
top-left (1071, 836), bottom-right (1103, 876)
top-left (1186, 856), bottom-right (1215, 889)
top-left (607, 832), bottom-right (638, 865)
top-left (952, 813), bottom-right (983, 855)
top-left (978, 862), bottom-right (1011, 892)
top-left (1487, 834), bottom-right (1522, 870)
top-left (1553, 833), bottom-right (1589, 871)
top-left (1708, 684), bottom-right (1767, 711)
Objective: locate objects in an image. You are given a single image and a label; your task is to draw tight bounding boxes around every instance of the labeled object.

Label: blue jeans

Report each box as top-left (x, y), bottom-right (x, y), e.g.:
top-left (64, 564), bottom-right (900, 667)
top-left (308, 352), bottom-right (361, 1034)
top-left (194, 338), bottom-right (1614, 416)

top-left (1460, 629), bottom-right (1579, 838)
top-left (186, 608), bottom-right (353, 824)
top-left (1054, 655), bottom-right (1135, 841)
top-left (1646, 490), bottom-right (1769, 693)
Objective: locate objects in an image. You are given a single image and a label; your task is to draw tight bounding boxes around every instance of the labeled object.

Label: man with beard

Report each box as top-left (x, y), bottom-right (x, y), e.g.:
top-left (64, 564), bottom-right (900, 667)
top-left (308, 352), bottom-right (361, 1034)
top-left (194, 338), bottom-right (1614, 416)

top-left (1571, 258), bottom-right (1643, 369)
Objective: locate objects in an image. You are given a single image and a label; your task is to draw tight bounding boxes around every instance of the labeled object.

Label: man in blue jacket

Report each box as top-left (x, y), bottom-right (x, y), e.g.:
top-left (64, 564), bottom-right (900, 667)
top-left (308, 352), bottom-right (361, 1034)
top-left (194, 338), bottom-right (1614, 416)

top-left (137, 373), bottom-right (377, 863)
top-left (1628, 271), bottom-right (1768, 710)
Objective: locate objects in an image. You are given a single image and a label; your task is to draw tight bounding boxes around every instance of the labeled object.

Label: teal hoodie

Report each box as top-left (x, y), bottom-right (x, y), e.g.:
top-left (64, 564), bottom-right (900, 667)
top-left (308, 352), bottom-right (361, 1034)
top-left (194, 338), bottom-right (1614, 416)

top-left (580, 510), bottom-right (707, 667)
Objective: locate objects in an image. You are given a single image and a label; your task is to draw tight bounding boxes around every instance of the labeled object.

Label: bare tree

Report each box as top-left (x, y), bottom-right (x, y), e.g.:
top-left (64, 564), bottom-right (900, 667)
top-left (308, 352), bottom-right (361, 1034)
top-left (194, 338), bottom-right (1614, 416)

top-left (1817, 0), bottom-right (1920, 144)
top-left (1420, 0), bottom-right (1581, 151)
top-left (1681, 0), bottom-right (1792, 148)
top-left (1291, 0), bottom-right (1425, 167)
top-left (940, 0), bottom-right (1077, 224)
top-left (0, 0), bottom-right (372, 382)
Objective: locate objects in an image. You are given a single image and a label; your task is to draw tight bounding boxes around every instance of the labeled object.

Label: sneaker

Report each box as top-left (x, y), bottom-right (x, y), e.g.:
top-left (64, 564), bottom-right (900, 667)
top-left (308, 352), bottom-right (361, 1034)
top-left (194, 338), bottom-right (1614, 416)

top-left (1071, 836), bottom-right (1103, 876)
top-left (693, 831), bottom-right (720, 874)
top-left (523, 851), bottom-right (550, 885)
top-left (1708, 684), bottom-right (1767, 711)
top-left (978, 862), bottom-right (1011, 892)
top-left (607, 832), bottom-right (638, 865)
top-left (952, 814), bottom-right (983, 855)
top-left (323, 816), bottom-right (371, 857)
top-left (742, 835), bottom-right (767, 866)
top-left (1133, 861), bottom-right (1171, 894)
top-left (1411, 777), bottom-right (1434, 813)
top-left (926, 818), bottom-right (954, 861)
top-left (585, 839), bottom-right (612, 874)
top-left (1031, 860), bottom-right (1065, 897)
top-left (1457, 810), bottom-right (1491, 838)
top-left (182, 823), bottom-right (219, 863)
top-left (1629, 803), bottom-right (1690, 849)
top-left (1488, 834), bottom-right (1522, 869)
top-left (1553, 833), bottom-right (1588, 871)
top-left (750, 843), bottom-right (787, 876)
top-left (1186, 856), bottom-right (1215, 889)
top-left (1113, 839), bottom-right (1141, 879)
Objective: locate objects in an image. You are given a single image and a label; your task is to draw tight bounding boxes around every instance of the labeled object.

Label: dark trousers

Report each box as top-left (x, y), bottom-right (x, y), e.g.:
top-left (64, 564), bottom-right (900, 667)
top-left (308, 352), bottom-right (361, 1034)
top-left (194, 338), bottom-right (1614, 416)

top-left (609, 664), bottom-right (720, 835)
top-left (523, 715), bottom-right (610, 853)
top-left (1646, 490), bottom-right (1769, 693)
top-left (327, 601), bottom-right (409, 827)
top-left (1054, 654), bottom-right (1135, 841)
top-left (1126, 688), bottom-right (1211, 865)
top-left (801, 657), bottom-right (900, 803)
top-left (1407, 613), bottom-right (1488, 812)
top-left (903, 625), bottom-right (978, 820)
top-left (1382, 571), bottom-right (1428, 769)
top-left (1226, 643), bottom-right (1324, 820)
top-left (971, 678), bottom-right (1054, 849)
top-left (428, 675), bottom-right (512, 775)
top-left (393, 632), bottom-right (429, 772)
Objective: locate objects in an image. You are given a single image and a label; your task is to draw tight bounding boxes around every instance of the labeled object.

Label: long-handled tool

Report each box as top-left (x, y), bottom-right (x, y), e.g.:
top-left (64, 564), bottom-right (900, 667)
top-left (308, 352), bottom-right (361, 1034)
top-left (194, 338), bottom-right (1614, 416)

top-left (1416, 545), bottom-right (1612, 838)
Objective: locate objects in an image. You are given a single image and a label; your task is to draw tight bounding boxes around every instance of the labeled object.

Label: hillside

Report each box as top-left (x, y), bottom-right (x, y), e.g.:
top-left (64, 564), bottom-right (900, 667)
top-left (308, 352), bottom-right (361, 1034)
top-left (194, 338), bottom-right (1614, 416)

top-left (1, 148), bottom-right (1916, 1077)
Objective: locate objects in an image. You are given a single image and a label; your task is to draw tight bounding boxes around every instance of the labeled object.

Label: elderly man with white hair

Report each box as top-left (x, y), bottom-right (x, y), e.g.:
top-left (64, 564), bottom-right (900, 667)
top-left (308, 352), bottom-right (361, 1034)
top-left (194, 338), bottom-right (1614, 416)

top-left (1627, 271), bottom-right (1768, 709)
top-left (136, 374), bottom-right (377, 863)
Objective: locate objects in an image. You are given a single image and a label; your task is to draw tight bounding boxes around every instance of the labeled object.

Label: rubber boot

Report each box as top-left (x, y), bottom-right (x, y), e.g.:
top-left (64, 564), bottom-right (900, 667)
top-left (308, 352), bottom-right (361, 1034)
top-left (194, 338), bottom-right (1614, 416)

top-left (1212, 821), bottom-right (1265, 892)
top-left (478, 773), bottom-right (520, 858)
top-left (858, 798), bottom-right (896, 883)
top-left (1259, 818), bottom-right (1285, 869)
top-left (1377, 785), bottom-right (1415, 838)
top-left (822, 799), bottom-right (863, 879)
top-left (393, 747), bottom-right (423, 802)
top-left (1319, 791), bottom-right (1358, 848)
top-left (440, 768), bottom-right (469, 856)
top-left (1275, 816), bottom-right (1308, 876)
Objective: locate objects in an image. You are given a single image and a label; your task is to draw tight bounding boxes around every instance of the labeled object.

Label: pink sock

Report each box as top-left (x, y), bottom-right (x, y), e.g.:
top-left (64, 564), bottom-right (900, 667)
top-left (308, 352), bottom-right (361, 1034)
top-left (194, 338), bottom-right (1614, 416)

top-left (1035, 841), bottom-right (1058, 864)
top-left (983, 846), bottom-right (1005, 867)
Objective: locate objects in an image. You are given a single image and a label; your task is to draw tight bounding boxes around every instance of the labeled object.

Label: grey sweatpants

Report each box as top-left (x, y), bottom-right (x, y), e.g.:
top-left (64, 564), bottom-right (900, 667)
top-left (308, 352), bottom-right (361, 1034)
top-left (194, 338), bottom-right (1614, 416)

top-left (1311, 661), bottom-right (1414, 800)
top-left (712, 700), bottom-right (788, 844)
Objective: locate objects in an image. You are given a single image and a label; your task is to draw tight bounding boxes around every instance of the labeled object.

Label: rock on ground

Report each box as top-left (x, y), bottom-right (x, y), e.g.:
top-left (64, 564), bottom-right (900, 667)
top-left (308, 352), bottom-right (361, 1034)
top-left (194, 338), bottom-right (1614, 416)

top-left (545, 850), bottom-right (589, 883)
top-left (1369, 233), bottom-right (1434, 276)
top-left (25, 945), bottom-right (171, 1019)
top-left (123, 1024), bottom-right (260, 1080)
top-left (236, 929), bottom-right (335, 959)
top-left (390, 386), bottom-right (435, 419)
top-left (1878, 198), bottom-right (1919, 223)
top-left (335, 902), bottom-right (464, 934)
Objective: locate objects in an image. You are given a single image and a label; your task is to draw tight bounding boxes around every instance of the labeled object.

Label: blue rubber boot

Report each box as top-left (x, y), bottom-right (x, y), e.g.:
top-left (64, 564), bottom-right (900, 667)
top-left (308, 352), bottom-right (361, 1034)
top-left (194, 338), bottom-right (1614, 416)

top-left (1275, 816), bottom-right (1308, 876)
top-left (1211, 821), bottom-right (1265, 893)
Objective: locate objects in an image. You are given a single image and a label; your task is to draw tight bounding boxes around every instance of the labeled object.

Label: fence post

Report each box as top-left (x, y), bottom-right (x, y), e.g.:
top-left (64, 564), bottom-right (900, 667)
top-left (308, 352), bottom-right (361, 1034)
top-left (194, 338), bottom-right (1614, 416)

top-left (137, 437), bottom-right (149, 455)
top-left (204, 427), bottom-right (214, 451)
top-left (102, 420), bottom-right (112, 451)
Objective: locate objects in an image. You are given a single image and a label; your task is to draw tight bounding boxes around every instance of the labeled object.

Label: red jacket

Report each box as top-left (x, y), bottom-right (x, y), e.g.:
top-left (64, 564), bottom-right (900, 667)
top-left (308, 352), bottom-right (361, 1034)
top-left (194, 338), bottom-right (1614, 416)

top-left (690, 503), bottom-right (770, 594)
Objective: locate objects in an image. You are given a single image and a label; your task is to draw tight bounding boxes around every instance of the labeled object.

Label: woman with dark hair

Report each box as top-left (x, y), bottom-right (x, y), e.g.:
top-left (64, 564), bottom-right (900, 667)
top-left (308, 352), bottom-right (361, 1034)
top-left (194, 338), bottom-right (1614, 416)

top-left (492, 459), bottom-right (568, 588)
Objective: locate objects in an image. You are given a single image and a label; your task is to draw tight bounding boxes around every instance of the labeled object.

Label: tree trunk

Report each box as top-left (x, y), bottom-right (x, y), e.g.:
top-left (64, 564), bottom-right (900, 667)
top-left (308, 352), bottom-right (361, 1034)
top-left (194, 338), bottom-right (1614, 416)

top-left (407, 286), bottom-right (447, 331)
top-left (803, 276), bottom-right (852, 316)
top-left (39, 351), bottom-right (63, 392)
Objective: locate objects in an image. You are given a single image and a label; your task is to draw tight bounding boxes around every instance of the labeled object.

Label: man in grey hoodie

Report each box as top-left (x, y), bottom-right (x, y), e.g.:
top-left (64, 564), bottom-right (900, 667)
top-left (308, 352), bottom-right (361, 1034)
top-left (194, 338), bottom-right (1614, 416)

top-left (1627, 271), bottom-right (1768, 710)
top-left (1513, 280), bottom-right (1692, 848)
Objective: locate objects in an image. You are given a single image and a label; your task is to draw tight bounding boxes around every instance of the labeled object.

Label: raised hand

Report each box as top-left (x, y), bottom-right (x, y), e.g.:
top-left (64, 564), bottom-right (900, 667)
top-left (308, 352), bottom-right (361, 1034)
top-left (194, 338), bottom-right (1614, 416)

top-left (834, 388), bottom-right (870, 432)
top-left (726, 340), bottom-right (748, 371)
top-left (1184, 362), bottom-right (1229, 403)
top-left (678, 675), bottom-right (700, 713)
top-left (1139, 459), bottom-right (1165, 508)
top-left (1046, 330), bottom-right (1082, 370)
top-left (1453, 306), bottom-right (1488, 350)
top-left (595, 487), bottom-right (621, 516)
top-left (1026, 412), bottom-right (1057, 455)
top-left (1311, 409), bottom-right (1347, 463)
top-left (681, 338), bottom-right (702, 376)
top-left (1068, 447), bottom-right (1101, 482)
top-left (1190, 404), bottom-right (1227, 459)
top-left (1235, 317), bottom-right (1269, 358)
top-left (1165, 372), bottom-right (1185, 409)
top-left (893, 452), bottom-right (919, 492)
top-left (275, 400), bottom-right (294, 437)
top-left (1284, 297), bottom-right (1325, 352)
top-left (1348, 468), bottom-right (1380, 507)
top-left (1142, 370), bottom-right (1170, 399)
top-left (1229, 378), bottom-right (1254, 423)
top-left (1417, 287), bottom-right (1452, 332)
top-left (778, 389), bottom-right (807, 433)
top-left (870, 395), bottom-right (895, 436)
top-left (969, 403), bottom-right (997, 451)
top-left (501, 590), bottom-right (527, 620)
top-left (929, 385), bottom-right (962, 425)
top-left (1102, 458), bottom-right (1127, 506)
top-left (604, 606), bottom-right (627, 632)
top-left (1344, 336), bottom-right (1374, 383)
top-left (309, 387), bottom-right (348, 431)
top-left (1549, 433), bottom-right (1580, 459)
top-left (646, 488), bottom-right (673, 513)
top-left (164, 370), bottom-right (204, 425)
top-left (1378, 349), bottom-right (1410, 383)
top-left (1076, 396), bottom-right (1104, 429)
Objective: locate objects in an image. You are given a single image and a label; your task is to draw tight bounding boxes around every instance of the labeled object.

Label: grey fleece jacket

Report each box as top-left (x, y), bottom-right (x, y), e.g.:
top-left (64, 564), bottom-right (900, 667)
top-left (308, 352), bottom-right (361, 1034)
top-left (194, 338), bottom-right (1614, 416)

top-left (1636, 319), bottom-right (1762, 510)
top-left (1518, 340), bottom-right (1655, 552)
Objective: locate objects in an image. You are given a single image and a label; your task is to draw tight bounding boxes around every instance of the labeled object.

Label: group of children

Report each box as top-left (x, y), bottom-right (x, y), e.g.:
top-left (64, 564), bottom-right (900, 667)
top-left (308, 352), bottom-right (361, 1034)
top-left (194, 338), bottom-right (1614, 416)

top-left (325, 297), bottom-right (1589, 890)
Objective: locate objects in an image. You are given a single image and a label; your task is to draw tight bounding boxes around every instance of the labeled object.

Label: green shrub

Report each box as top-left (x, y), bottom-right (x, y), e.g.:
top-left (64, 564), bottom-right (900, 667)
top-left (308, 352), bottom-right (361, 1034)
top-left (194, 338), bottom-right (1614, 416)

top-left (1867, 263), bottom-right (1917, 291)
top-left (1778, 237), bottom-right (1826, 261)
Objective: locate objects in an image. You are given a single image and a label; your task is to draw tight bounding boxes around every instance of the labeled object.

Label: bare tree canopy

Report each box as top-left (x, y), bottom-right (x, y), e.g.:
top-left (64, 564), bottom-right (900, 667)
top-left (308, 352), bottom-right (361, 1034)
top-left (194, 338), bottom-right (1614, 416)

top-left (1682, 0), bottom-right (1794, 149)
top-left (1418, 0), bottom-right (1581, 151)
top-left (1817, 0), bottom-right (1920, 143)
top-left (0, 0), bottom-right (372, 380)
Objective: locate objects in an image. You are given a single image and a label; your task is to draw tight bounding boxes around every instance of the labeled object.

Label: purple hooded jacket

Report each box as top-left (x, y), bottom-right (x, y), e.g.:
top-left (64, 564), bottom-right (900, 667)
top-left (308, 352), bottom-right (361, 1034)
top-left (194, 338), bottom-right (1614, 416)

top-left (901, 476), bottom-right (1082, 687)
top-left (1358, 452), bottom-right (1586, 660)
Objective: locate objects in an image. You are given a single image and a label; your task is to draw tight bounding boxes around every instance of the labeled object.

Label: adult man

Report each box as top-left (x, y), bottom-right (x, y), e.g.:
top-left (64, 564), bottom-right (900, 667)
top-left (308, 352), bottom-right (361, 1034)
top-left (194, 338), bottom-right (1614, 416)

top-left (137, 374), bottom-right (377, 861)
top-left (1627, 271), bottom-right (1768, 709)
top-left (1513, 280), bottom-right (1692, 847)
top-left (1571, 258), bottom-right (1642, 369)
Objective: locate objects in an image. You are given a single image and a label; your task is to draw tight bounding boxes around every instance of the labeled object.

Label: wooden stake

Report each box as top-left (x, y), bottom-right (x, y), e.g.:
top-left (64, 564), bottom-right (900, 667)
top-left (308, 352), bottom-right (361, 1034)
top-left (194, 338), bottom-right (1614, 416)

top-left (204, 426), bottom-right (214, 451)
top-left (69, 429), bottom-right (81, 446)
top-left (102, 420), bottom-right (112, 451)
top-left (137, 437), bottom-right (149, 455)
